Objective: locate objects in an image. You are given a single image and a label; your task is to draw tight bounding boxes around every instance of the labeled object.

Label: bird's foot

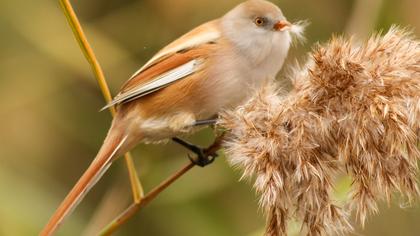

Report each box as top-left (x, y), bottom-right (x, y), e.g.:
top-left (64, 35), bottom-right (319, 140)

top-left (188, 152), bottom-right (217, 167)
top-left (172, 137), bottom-right (218, 167)
top-left (193, 119), bottom-right (218, 127)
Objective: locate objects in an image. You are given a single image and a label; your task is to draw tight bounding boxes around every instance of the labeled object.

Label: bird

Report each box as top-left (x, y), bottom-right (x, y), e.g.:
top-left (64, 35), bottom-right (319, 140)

top-left (41, 0), bottom-right (301, 235)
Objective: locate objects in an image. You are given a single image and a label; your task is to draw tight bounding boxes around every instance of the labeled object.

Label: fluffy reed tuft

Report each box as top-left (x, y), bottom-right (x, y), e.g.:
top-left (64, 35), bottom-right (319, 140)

top-left (220, 27), bottom-right (420, 235)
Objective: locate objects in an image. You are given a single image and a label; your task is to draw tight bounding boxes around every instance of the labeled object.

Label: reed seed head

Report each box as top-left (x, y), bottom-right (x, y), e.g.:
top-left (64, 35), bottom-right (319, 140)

top-left (220, 27), bottom-right (420, 236)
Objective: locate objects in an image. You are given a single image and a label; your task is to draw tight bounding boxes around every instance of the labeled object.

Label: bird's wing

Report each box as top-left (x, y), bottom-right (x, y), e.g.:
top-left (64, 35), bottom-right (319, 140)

top-left (130, 20), bottom-right (221, 79)
top-left (102, 21), bottom-right (221, 110)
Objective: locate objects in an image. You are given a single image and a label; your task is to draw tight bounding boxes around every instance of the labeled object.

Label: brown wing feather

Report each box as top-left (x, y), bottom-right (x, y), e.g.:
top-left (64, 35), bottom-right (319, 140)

top-left (130, 20), bottom-right (221, 78)
top-left (106, 20), bottom-right (222, 109)
top-left (121, 49), bottom-right (199, 93)
top-left (117, 42), bottom-right (220, 118)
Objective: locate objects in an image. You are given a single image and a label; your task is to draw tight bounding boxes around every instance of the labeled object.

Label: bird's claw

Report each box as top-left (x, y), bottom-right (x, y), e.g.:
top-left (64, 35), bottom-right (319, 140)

top-left (188, 151), bottom-right (218, 167)
top-left (172, 137), bottom-right (220, 167)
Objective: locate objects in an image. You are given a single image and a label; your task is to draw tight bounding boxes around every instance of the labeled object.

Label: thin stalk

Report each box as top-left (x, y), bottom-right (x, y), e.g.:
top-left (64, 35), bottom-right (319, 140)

top-left (59, 0), bottom-right (144, 203)
top-left (99, 162), bottom-right (195, 236)
top-left (99, 135), bottom-right (224, 235)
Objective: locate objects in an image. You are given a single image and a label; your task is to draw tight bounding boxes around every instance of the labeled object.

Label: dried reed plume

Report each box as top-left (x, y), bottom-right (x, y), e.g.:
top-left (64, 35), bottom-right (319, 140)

top-left (220, 27), bottom-right (420, 235)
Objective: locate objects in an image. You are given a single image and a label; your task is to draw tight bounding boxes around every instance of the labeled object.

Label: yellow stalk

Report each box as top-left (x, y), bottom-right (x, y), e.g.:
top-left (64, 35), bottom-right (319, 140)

top-left (59, 0), bottom-right (144, 203)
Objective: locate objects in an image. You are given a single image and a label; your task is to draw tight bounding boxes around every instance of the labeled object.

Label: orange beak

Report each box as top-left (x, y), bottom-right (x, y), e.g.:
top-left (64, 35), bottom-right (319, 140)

top-left (273, 20), bottom-right (291, 31)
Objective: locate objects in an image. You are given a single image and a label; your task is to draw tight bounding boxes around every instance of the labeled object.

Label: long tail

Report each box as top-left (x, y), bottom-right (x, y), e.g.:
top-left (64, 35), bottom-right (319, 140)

top-left (40, 126), bottom-right (128, 236)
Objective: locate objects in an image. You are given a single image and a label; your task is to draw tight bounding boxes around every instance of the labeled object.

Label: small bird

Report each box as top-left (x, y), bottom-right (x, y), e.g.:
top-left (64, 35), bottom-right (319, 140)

top-left (42, 0), bottom-right (301, 234)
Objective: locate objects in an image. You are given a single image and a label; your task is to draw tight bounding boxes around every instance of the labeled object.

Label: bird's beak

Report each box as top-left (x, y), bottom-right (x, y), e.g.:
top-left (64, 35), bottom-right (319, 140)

top-left (273, 20), bottom-right (291, 31)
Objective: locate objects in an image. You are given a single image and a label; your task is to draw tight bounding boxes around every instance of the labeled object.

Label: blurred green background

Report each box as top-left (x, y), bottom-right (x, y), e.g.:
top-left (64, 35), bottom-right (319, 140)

top-left (0, 0), bottom-right (419, 235)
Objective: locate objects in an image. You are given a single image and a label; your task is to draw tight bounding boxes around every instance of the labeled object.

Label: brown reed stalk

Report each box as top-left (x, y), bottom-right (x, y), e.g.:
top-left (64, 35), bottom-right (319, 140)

top-left (99, 162), bottom-right (195, 236)
top-left (99, 136), bottom-right (224, 235)
top-left (221, 27), bottom-right (420, 236)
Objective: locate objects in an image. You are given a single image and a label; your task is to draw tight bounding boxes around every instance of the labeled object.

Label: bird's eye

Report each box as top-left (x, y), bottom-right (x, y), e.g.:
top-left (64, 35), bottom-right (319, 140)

top-left (254, 17), bottom-right (266, 27)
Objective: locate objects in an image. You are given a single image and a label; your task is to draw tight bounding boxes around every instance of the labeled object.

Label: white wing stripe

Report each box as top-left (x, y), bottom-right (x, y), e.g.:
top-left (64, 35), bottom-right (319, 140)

top-left (102, 59), bottom-right (202, 111)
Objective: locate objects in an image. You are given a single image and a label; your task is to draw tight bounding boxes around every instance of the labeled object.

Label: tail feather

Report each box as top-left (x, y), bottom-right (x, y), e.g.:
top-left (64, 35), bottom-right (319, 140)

top-left (40, 130), bottom-right (128, 236)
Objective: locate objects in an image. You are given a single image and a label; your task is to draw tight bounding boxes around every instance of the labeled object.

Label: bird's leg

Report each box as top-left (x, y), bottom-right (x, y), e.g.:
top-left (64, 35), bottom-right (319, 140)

top-left (173, 118), bottom-right (223, 167)
top-left (193, 119), bottom-right (218, 127)
top-left (172, 137), bottom-right (217, 167)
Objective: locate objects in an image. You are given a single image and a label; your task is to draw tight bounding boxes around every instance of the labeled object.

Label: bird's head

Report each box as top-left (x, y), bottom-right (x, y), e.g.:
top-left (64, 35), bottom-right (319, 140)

top-left (222, 0), bottom-right (305, 69)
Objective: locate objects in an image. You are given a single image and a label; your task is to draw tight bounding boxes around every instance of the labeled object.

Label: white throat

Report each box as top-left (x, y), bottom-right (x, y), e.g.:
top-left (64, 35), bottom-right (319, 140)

top-left (221, 16), bottom-right (291, 79)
